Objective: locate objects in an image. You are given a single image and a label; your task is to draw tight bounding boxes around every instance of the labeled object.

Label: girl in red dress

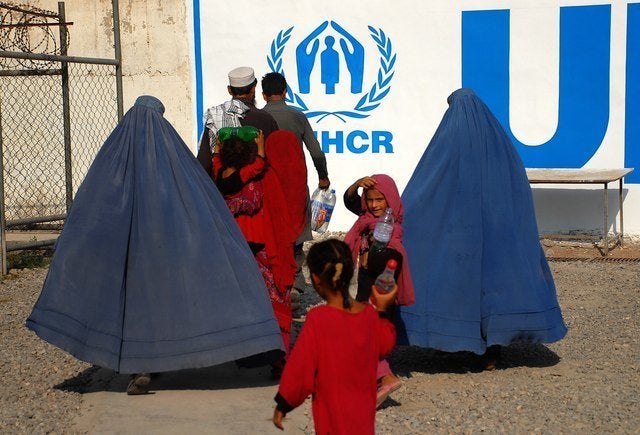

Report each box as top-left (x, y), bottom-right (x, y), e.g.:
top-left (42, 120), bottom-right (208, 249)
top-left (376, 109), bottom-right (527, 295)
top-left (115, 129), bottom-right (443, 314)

top-left (212, 127), bottom-right (271, 300)
top-left (213, 126), bottom-right (293, 366)
top-left (212, 126), bottom-right (267, 250)
top-left (272, 239), bottom-right (397, 434)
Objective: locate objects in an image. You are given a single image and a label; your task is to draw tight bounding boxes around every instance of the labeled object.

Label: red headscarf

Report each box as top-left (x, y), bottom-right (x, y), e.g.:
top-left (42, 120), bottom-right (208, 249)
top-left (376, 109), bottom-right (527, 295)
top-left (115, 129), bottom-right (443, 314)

top-left (344, 174), bottom-right (415, 305)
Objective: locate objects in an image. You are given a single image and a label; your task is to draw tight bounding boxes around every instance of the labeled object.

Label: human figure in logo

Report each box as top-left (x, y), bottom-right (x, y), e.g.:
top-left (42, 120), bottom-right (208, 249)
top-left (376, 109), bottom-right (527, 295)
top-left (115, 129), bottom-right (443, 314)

top-left (261, 71), bottom-right (332, 304)
top-left (197, 66), bottom-right (278, 176)
top-left (331, 21), bottom-right (364, 93)
top-left (398, 88), bottom-right (567, 369)
top-left (320, 35), bottom-right (340, 94)
top-left (296, 21), bottom-right (328, 94)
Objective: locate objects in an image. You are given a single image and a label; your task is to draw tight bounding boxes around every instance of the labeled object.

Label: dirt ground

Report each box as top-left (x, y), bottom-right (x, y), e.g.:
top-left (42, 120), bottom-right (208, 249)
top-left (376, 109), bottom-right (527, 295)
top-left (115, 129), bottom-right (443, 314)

top-left (540, 237), bottom-right (640, 261)
top-left (1, 236), bottom-right (639, 434)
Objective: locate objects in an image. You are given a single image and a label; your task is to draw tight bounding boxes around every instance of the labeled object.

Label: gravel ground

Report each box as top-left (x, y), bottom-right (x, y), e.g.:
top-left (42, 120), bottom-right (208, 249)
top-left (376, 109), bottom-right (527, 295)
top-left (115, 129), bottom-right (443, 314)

top-left (0, 268), bottom-right (92, 435)
top-left (1, 255), bottom-right (638, 434)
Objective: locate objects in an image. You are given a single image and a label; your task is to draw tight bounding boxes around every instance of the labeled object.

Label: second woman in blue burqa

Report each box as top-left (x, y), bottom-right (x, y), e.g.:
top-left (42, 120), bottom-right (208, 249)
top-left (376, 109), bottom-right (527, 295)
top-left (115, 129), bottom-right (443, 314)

top-left (398, 88), bottom-right (567, 368)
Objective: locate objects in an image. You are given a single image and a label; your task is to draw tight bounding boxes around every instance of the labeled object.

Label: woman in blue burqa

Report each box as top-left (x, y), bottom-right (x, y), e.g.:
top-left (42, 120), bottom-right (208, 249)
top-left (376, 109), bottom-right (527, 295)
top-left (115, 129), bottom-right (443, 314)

top-left (398, 88), bottom-right (567, 369)
top-left (26, 96), bottom-right (283, 393)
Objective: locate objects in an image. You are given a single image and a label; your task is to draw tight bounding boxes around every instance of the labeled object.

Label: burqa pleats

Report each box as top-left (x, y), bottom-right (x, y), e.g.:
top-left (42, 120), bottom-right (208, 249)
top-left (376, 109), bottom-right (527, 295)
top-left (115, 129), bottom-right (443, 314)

top-left (26, 97), bottom-right (283, 373)
top-left (398, 88), bottom-right (567, 354)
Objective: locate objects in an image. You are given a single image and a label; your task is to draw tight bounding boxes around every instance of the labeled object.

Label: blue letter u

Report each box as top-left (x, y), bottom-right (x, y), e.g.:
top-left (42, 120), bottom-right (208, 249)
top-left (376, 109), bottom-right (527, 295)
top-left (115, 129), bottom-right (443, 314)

top-left (462, 5), bottom-right (611, 168)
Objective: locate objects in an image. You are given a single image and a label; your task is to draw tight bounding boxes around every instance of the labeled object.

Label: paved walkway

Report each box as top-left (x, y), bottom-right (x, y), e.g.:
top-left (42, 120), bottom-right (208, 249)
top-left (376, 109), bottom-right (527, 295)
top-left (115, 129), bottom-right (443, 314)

top-left (71, 363), bottom-right (311, 434)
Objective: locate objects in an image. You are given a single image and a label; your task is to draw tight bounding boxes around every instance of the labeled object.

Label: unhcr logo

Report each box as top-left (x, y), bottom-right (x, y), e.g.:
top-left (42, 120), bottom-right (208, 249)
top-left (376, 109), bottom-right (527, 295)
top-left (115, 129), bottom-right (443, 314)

top-left (267, 21), bottom-right (396, 124)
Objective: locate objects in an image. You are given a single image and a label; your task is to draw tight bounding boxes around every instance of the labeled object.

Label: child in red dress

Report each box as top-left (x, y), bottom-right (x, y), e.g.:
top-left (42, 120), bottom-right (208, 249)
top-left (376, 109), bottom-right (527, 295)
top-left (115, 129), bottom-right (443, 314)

top-left (272, 239), bottom-right (397, 434)
top-left (212, 126), bottom-right (267, 250)
top-left (213, 127), bottom-right (290, 373)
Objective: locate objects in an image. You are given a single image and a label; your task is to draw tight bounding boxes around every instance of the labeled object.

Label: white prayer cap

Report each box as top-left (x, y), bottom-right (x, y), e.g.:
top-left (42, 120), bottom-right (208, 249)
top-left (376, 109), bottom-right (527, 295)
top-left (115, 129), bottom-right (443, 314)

top-left (228, 67), bottom-right (256, 87)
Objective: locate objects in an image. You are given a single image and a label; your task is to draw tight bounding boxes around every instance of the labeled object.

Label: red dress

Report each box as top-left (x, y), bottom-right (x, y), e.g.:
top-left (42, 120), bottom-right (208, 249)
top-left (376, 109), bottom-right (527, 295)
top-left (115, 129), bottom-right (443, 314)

top-left (276, 304), bottom-right (396, 435)
top-left (212, 153), bottom-right (293, 351)
top-left (212, 154), bottom-right (267, 246)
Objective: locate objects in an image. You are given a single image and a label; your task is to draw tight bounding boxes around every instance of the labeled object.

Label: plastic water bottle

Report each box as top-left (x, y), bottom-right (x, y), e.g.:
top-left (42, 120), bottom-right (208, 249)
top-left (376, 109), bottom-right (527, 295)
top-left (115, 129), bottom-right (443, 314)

top-left (310, 188), bottom-right (336, 233)
top-left (374, 259), bottom-right (397, 293)
top-left (310, 187), bottom-right (325, 231)
top-left (371, 207), bottom-right (394, 251)
top-left (310, 188), bottom-right (326, 232)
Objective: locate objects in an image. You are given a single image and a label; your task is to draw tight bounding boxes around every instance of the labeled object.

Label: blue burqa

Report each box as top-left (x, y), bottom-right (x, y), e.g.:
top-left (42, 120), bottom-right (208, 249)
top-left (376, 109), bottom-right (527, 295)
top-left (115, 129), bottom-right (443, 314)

top-left (26, 96), bottom-right (283, 373)
top-left (398, 88), bottom-right (567, 354)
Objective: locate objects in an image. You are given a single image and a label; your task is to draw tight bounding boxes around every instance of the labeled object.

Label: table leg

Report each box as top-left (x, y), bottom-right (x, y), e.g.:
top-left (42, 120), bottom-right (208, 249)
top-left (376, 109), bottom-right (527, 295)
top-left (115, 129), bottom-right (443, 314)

top-left (604, 182), bottom-right (609, 255)
top-left (619, 178), bottom-right (624, 246)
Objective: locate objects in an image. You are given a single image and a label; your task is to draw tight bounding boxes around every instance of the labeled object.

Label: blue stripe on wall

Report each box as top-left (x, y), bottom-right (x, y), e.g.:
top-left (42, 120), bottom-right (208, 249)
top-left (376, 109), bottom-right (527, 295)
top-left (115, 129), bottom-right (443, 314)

top-left (626, 3), bottom-right (640, 183)
top-left (193, 0), bottom-right (204, 140)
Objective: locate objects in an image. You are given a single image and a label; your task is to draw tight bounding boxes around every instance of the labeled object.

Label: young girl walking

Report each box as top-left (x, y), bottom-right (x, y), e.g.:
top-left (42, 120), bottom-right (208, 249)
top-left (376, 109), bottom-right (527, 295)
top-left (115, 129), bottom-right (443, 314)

top-left (272, 239), bottom-right (397, 434)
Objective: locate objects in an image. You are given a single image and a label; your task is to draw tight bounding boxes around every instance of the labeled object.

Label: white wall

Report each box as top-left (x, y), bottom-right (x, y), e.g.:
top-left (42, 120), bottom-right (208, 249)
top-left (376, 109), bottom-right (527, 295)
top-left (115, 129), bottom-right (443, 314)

top-left (14, 0), bottom-right (640, 236)
top-left (193, 0), bottom-right (640, 235)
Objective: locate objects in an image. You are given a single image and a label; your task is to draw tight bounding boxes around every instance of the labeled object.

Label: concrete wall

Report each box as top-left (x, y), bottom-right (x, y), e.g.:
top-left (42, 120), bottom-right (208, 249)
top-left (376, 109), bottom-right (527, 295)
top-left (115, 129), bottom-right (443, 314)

top-left (25, 0), bottom-right (195, 142)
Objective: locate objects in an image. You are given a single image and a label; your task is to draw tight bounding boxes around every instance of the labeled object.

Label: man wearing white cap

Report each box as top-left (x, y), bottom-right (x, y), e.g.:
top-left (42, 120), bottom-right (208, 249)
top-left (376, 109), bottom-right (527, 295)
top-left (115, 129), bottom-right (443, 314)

top-left (197, 66), bottom-right (278, 175)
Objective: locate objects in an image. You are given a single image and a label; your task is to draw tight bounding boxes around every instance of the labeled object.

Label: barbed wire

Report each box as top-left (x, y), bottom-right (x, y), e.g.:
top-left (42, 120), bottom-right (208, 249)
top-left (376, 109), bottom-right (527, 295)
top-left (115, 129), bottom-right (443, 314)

top-left (1, 2), bottom-right (70, 68)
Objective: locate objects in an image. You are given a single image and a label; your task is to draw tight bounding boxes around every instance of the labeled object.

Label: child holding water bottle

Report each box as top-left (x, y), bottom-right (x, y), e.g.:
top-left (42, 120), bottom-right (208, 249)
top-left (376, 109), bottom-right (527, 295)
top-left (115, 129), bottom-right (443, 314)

top-left (343, 174), bottom-right (415, 406)
top-left (272, 239), bottom-right (397, 433)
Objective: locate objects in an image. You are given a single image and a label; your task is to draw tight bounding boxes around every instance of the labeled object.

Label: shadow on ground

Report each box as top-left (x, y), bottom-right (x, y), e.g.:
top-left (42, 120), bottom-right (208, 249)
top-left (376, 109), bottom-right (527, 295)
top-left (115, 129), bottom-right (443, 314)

top-left (55, 362), bottom-right (279, 395)
top-left (390, 342), bottom-right (560, 377)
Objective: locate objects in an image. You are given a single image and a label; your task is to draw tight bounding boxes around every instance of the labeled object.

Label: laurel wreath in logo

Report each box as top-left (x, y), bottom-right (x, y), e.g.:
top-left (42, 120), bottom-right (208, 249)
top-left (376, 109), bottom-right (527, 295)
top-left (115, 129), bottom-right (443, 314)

top-left (267, 25), bottom-right (396, 122)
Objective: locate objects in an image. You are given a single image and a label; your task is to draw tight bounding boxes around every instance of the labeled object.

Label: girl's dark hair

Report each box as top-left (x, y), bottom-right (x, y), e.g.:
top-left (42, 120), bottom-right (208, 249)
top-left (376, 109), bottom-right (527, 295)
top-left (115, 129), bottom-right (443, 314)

top-left (306, 239), bottom-right (354, 309)
top-left (219, 137), bottom-right (257, 169)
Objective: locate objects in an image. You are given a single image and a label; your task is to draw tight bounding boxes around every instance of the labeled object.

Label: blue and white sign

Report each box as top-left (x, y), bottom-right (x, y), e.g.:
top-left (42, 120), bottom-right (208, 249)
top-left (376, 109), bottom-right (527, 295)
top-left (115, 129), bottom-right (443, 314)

top-left (266, 22), bottom-right (395, 123)
top-left (192, 0), bottom-right (640, 234)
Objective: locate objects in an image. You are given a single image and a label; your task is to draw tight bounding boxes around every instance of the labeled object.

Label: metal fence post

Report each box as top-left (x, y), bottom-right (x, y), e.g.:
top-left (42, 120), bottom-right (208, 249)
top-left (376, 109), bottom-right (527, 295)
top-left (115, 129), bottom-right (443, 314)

top-left (113, 0), bottom-right (123, 120)
top-left (58, 2), bottom-right (73, 213)
top-left (0, 99), bottom-right (7, 275)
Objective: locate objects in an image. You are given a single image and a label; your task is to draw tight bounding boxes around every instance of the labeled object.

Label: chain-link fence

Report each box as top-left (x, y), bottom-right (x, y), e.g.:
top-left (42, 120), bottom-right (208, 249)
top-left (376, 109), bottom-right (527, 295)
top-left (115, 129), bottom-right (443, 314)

top-left (1, 60), bottom-right (118, 220)
top-left (0, 1), bottom-right (122, 274)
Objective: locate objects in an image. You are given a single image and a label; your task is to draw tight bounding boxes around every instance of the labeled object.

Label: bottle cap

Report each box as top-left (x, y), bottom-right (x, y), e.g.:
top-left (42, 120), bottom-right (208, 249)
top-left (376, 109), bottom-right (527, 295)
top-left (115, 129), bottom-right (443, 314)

top-left (386, 259), bottom-right (397, 269)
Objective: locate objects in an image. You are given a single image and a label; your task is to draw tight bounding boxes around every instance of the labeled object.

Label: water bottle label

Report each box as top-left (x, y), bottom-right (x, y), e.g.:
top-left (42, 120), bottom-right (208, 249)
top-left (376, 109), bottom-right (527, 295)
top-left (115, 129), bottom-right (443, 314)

top-left (315, 203), bottom-right (334, 233)
top-left (373, 222), bottom-right (393, 243)
top-left (374, 276), bottom-right (395, 293)
top-left (310, 199), bottom-right (323, 231)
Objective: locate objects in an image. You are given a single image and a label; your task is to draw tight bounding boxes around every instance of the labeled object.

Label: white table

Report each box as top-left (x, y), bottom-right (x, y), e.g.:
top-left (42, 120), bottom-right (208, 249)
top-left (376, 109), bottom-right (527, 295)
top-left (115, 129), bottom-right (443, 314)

top-left (526, 168), bottom-right (634, 255)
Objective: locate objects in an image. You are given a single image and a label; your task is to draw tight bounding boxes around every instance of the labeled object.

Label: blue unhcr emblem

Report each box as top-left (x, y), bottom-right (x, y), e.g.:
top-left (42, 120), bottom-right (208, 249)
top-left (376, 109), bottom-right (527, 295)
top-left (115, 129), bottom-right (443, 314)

top-left (267, 21), bottom-right (396, 122)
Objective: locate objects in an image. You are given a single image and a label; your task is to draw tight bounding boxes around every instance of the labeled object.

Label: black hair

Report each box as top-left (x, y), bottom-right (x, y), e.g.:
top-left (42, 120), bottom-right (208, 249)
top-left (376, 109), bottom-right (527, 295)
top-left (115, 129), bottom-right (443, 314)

top-left (306, 239), bottom-right (354, 309)
top-left (219, 136), bottom-right (257, 169)
top-left (261, 72), bottom-right (287, 96)
top-left (228, 79), bottom-right (258, 96)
